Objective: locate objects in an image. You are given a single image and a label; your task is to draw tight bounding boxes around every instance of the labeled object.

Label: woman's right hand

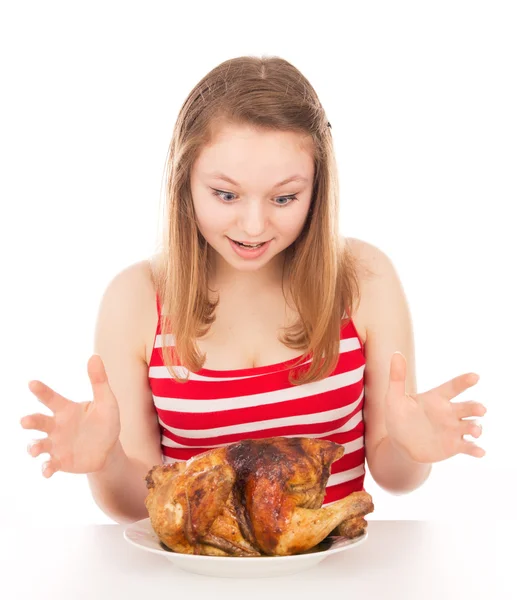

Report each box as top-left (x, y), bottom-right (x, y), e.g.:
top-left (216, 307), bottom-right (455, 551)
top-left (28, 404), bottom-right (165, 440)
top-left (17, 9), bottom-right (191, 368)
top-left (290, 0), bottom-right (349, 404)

top-left (21, 354), bottom-right (121, 477)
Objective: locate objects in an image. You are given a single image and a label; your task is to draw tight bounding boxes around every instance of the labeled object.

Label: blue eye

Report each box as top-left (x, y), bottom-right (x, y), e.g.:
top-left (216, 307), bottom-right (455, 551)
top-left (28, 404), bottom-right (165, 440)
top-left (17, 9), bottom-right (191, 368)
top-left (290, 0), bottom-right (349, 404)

top-left (211, 189), bottom-right (297, 206)
top-left (212, 190), bottom-right (236, 202)
top-left (273, 196), bottom-right (297, 206)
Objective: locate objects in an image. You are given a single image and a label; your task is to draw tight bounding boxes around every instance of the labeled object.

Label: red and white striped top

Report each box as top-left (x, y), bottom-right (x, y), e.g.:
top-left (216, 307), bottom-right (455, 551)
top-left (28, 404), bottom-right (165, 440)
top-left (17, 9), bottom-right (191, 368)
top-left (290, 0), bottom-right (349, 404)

top-left (148, 295), bottom-right (366, 506)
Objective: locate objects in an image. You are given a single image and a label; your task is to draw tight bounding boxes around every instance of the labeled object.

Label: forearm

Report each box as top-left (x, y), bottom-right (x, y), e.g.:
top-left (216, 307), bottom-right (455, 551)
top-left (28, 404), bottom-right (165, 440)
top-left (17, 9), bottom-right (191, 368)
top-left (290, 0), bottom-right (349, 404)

top-left (367, 435), bottom-right (432, 495)
top-left (86, 439), bottom-right (152, 524)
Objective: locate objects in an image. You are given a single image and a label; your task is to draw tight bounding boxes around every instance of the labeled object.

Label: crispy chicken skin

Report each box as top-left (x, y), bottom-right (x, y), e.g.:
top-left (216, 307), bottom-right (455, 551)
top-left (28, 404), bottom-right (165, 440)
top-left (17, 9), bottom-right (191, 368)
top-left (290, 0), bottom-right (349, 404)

top-left (145, 437), bottom-right (374, 556)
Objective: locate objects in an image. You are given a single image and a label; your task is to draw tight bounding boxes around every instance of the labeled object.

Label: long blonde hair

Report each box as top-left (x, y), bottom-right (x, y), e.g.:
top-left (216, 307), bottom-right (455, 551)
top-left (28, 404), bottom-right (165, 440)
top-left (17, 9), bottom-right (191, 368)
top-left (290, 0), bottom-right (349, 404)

top-left (153, 55), bottom-right (361, 385)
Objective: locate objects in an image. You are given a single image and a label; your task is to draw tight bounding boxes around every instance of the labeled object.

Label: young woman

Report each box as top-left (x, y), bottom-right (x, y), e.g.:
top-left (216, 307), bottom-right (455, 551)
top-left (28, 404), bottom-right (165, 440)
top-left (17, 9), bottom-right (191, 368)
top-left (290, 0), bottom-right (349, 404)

top-left (21, 56), bottom-right (486, 524)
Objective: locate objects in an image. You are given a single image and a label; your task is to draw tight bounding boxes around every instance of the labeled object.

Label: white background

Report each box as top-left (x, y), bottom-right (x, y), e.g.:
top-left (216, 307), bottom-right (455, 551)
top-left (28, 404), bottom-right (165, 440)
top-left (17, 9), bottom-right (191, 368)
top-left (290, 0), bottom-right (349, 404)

top-left (2, 1), bottom-right (515, 526)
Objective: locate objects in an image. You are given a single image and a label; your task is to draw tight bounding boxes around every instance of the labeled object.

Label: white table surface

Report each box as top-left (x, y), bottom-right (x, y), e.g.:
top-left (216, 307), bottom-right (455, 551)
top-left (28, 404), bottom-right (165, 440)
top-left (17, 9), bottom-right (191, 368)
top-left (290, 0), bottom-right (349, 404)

top-left (2, 520), bottom-right (513, 600)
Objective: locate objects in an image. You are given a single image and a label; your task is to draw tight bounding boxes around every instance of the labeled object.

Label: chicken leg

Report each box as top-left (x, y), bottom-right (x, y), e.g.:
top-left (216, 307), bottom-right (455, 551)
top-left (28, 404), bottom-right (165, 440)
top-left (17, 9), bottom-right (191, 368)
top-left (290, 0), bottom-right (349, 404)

top-left (272, 491), bottom-right (374, 556)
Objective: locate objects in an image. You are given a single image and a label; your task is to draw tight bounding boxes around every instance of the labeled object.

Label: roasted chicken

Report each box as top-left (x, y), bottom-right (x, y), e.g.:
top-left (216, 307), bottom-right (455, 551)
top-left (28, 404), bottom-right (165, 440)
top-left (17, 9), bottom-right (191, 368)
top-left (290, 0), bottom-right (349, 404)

top-left (145, 436), bottom-right (374, 556)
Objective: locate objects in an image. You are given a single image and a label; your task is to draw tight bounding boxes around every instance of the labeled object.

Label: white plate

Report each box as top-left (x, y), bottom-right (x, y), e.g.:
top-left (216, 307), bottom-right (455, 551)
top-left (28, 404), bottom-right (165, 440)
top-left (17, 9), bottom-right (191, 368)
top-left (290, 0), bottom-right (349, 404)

top-left (124, 517), bottom-right (368, 578)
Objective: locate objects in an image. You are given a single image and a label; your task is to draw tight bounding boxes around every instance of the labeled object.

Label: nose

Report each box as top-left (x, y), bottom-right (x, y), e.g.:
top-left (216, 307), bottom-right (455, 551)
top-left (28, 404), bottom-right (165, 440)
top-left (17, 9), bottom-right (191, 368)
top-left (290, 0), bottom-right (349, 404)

top-left (238, 199), bottom-right (268, 239)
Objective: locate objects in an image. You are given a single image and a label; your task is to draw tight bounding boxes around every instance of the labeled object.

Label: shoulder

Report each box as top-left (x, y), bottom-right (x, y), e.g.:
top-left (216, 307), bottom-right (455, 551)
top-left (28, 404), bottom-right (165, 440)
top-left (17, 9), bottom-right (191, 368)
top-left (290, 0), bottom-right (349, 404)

top-left (95, 255), bottom-right (161, 361)
top-left (343, 236), bottom-right (392, 280)
top-left (99, 257), bottom-right (158, 310)
top-left (342, 237), bottom-right (407, 340)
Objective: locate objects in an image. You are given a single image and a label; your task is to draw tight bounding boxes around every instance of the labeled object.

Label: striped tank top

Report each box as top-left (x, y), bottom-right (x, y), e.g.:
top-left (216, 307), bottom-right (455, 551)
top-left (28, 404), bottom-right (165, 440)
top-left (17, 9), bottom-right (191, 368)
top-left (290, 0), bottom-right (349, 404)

top-left (148, 294), bottom-right (366, 506)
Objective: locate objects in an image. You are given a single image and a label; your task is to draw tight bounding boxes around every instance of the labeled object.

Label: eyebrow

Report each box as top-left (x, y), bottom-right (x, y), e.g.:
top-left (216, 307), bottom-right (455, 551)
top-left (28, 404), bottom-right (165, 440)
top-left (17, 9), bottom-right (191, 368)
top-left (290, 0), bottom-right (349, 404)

top-left (207, 172), bottom-right (309, 188)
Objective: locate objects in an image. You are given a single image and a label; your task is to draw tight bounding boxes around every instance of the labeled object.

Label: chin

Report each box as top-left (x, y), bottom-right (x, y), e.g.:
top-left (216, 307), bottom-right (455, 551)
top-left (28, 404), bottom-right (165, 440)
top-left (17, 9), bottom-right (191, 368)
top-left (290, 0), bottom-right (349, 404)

top-left (224, 252), bottom-right (275, 271)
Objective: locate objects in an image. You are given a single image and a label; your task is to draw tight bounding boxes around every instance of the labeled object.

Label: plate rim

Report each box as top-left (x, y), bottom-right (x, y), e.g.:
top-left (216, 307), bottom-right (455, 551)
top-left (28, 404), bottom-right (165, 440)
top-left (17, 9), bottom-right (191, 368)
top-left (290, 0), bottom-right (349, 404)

top-left (123, 517), bottom-right (368, 562)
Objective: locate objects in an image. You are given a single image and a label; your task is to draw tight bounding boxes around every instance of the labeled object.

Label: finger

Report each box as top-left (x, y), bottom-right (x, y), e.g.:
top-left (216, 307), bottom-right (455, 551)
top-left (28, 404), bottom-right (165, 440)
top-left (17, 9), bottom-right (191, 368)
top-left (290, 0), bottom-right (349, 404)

top-left (42, 458), bottom-right (61, 479)
top-left (453, 401), bottom-right (487, 419)
top-left (433, 372), bottom-right (480, 402)
top-left (28, 380), bottom-right (68, 413)
top-left (88, 354), bottom-right (116, 406)
top-left (27, 438), bottom-right (53, 458)
top-left (20, 413), bottom-right (55, 434)
top-left (460, 440), bottom-right (486, 458)
top-left (387, 352), bottom-right (407, 398)
top-left (460, 419), bottom-right (483, 439)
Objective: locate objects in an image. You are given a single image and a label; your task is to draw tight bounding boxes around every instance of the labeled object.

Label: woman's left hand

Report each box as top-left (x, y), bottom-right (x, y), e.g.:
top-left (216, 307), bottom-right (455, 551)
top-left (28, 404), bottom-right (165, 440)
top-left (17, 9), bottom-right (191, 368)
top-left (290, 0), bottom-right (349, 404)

top-left (384, 352), bottom-right (487, 463)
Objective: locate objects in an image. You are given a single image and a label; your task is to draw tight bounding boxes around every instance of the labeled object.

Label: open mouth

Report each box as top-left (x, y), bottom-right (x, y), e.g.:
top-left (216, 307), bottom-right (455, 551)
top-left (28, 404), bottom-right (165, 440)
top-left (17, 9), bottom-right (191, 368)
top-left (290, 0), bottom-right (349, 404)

top-left (230, 239), bottom-right (267, 248)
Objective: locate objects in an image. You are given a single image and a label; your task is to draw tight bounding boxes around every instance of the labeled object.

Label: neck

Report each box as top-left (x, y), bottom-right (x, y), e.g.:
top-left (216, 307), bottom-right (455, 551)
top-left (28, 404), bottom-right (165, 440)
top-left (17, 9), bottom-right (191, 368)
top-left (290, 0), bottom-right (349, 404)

top-left (208, 247), bottom-right (288, 294)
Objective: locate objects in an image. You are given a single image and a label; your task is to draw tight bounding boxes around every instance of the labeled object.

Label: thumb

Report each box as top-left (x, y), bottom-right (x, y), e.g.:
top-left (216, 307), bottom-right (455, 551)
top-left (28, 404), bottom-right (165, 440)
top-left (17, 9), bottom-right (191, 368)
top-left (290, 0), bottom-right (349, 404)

top-left (87, 354), bottom-right (115, 404)
top-left (387, 351), bottom-right (407, 398)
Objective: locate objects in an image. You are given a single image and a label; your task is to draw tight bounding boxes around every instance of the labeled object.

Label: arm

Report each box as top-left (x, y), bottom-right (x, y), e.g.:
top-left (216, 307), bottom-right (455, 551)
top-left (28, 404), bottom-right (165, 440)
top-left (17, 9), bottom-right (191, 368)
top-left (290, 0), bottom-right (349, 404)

top-left (87, 260), bottom-right (163, 523)
top-left (351, 239), bottom-right (432, 495)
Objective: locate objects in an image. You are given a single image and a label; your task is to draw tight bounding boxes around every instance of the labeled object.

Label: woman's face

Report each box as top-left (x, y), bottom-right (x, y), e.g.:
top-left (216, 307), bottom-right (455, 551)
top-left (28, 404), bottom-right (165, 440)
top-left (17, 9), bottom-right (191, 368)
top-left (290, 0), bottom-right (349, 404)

top-left (190, 122), bottom-right (315, 275)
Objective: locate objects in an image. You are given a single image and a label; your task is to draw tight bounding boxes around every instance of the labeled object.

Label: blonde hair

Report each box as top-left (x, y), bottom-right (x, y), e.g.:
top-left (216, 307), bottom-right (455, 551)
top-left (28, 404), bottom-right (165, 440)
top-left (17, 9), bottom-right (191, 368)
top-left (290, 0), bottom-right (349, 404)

top-left (153, 55), bottom-right (361, 385)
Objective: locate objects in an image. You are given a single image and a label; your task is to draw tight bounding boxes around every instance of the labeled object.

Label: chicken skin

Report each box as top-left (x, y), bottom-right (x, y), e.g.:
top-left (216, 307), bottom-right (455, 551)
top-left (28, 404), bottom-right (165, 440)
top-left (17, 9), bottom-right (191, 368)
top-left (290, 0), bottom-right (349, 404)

top-left (145, 437), bottom-right (374, 556)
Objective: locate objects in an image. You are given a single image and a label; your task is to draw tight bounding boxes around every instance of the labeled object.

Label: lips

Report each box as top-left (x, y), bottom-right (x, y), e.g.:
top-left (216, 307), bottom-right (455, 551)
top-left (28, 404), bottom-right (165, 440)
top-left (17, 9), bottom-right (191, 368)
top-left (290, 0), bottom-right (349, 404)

top-left (227, 237), bottom-right (272, 259)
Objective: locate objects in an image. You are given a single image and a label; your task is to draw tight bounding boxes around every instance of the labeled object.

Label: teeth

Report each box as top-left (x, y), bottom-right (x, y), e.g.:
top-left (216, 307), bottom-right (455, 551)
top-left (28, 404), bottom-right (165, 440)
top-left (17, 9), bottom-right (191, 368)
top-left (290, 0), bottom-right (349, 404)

top-left (236, 241), bottom-right (263, 248)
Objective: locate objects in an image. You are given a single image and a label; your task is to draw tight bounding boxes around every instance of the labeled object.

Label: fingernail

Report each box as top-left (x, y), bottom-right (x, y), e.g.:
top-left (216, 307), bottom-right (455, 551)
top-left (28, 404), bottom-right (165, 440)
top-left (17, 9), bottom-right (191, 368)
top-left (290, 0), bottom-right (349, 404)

top-left (27, 442), bottom-right (34, 455)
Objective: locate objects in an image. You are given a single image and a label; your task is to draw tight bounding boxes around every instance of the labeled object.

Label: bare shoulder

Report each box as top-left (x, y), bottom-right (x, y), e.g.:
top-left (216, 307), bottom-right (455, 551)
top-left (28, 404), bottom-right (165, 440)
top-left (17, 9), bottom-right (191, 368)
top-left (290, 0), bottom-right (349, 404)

top-left (344, 237), bottom-right (392, 280)
top-left (96, 256), bottom-right (160, 361)
top-left (343, 237), bottom-right (406, 341)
